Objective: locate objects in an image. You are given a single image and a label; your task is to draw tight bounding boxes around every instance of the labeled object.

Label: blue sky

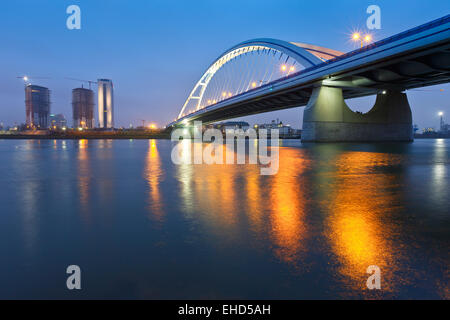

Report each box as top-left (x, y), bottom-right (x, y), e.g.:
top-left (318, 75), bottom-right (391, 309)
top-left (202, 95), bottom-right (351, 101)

top-left (0, 0), bottom-right (449, 129)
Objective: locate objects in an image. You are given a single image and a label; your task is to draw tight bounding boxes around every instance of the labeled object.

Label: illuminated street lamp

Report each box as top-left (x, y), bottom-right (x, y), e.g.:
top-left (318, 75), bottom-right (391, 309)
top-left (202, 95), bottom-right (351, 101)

top-left (352, 32), bottom-right (372, 48)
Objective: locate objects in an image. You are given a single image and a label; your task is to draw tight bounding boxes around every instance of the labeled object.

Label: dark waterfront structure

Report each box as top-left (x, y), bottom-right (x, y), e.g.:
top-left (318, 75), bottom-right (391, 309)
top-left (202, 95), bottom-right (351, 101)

top-left (25, 84), bottom-right (50, 128)
top-left (72, 87), bottom-right (95, 129)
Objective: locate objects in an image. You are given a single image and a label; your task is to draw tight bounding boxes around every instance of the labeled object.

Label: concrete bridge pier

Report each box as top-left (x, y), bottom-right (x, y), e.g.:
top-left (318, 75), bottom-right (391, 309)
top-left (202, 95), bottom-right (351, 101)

top-left (301, 86), bottom-right (413, 142)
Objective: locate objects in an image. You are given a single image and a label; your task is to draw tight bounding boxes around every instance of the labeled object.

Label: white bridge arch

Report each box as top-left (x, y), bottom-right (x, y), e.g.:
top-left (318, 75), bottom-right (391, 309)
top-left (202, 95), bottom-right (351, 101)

top-left (178, 38), bottom-right (343, 119)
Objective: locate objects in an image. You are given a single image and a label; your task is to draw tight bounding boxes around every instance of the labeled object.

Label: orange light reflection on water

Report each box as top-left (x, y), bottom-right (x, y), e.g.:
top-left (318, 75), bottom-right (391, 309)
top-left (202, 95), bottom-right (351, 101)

top-left (176, 142), bottom-right (312, 263)
top-left (269, 148), bottom-right (310, 265)
top-left (144, 139), bottom-right (164, 222)
top-left (325, 151), bottom-right (405, 297)
top-left (77, 139), bottom-right (91, 223)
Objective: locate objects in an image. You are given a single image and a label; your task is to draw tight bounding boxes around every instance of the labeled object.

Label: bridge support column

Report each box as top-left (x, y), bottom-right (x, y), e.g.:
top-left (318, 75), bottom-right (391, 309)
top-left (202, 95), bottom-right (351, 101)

top-left (302, 86), bottom-right (413, 142)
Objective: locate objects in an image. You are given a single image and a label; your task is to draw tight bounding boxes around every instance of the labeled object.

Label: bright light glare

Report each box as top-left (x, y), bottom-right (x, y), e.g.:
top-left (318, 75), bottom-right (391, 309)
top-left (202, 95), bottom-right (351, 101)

top-left (438, 112), bottom-right (444, 116)
top-left (352, 33), bottom-right (360, 40)
top-left (281, 65), bottom-right (287, 71)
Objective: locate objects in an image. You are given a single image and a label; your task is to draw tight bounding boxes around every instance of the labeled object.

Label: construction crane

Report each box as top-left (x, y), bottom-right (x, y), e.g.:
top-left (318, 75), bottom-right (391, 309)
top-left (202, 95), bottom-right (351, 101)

top-left (65, 77), bottom-right (98, 90)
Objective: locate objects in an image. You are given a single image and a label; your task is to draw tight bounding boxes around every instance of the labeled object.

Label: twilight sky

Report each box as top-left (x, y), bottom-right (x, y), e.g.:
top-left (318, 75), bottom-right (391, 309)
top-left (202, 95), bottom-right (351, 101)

top-left (0, 0), bottom-right (449, 129)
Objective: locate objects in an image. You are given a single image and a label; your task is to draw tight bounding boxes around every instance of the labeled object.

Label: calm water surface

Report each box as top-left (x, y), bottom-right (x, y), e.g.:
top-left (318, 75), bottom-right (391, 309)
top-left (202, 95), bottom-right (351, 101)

top-left (0, 139), bottom-right (448, 299)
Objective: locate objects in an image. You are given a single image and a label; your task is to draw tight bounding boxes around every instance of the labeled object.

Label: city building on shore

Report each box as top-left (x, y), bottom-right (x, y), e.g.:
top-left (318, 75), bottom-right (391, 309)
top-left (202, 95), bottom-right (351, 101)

top-left (255, 119), bottom-right (300, 138)
top-left (213, 121), bottom-right (250, 133)
top-left (72, 87), bottom-right (95, 129)
top-left (206, 120), bottom-right (301, 138)
top-left (25, 84), bottom-right (51, 129)
top-left (97, 79), bottom-right (114, 129)
top-left (49, 114), bottom-right (67, 129)
top-left (439, 113), bottom-right (449, 133)
top-left (440, 123), bottom-right (450, 133)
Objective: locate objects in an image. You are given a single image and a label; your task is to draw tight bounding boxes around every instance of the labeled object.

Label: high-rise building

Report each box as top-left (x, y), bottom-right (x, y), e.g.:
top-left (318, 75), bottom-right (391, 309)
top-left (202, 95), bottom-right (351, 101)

top-left (49, 114), bottom-right (67, 129)
top-left (97, 79), bottom-right (114, 129)
top-left (72, 87), bottom-right (95, 129)
top-left (25, 85), bottom-right (50, 128)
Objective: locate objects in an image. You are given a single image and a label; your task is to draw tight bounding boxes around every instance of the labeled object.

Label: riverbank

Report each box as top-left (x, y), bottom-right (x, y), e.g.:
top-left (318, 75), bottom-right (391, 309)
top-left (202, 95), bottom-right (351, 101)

top-left (0, 131), bottom-right (171, 140)
top-left (0, 129), bottom-right (302, 140)
top-left (414, 134), bottom-right (450, 139)
top-left (2, 132), bottom-right (449, 140)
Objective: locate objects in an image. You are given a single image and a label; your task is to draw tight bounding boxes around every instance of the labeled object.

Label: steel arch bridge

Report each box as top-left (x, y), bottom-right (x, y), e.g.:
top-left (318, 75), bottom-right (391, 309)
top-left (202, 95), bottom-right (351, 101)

top-left (169, 15), bottom-right (450, 130)
top-left (176, 39), bottom-right (343, 120)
